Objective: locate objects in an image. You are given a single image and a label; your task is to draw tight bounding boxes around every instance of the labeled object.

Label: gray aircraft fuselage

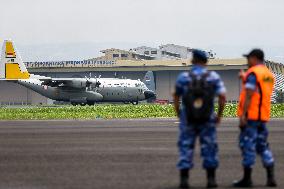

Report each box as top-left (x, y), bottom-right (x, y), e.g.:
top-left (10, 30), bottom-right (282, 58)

top-left (17, 78), bottom-right (155, 105)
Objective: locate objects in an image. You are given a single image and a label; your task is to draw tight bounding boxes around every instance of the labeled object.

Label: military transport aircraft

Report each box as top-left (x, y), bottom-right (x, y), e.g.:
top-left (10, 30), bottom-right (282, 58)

top-left (0, 40), bottom-right (156, 105)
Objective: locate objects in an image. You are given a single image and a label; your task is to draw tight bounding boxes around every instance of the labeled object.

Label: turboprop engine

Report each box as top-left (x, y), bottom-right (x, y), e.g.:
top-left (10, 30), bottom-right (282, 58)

top-left (65, 79), bottom-right (92, 89)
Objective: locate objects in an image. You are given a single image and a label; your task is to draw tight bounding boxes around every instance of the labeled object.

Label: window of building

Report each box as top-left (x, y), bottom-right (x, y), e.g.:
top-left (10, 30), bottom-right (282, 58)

top-left (113, 54), bottom-right (119, 58)
top-left (165, 51), bottom-right (181, 58)
top-left (151, 51), bottom-right (157, 55)
top-left (121, 54), bottom-right (128, 58)
top-left (144, 51), bottom-right (149, 55)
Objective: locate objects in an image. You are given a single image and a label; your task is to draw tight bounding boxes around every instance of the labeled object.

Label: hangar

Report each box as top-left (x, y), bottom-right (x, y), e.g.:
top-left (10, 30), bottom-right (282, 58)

top-left (0, 58), bottom-right (283, 105)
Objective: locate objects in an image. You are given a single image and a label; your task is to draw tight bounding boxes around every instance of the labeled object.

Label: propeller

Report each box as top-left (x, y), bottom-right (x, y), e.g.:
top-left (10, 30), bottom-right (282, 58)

top-left (95, 80), bottom-right (101, 88)
top-left (85, 79), bottom-right (92, 91)
top-left (95, 75), bottom-right (101, 88)
top-left (84, 73), bottom-right (101, 91)
top-left (85, 73), bottom-right (92, 91)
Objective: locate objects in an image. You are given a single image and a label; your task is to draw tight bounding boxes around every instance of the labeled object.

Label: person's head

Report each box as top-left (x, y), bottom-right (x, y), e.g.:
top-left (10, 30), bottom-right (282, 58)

top-left (243, 49), bottom-right (264, 68)
top-left (191, 49), bottom-right (208, 65)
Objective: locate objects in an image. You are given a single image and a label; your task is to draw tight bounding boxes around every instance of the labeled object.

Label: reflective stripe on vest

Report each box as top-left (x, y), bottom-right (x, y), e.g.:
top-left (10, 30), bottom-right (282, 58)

top-left (237, 64), bottom-right (274, 121)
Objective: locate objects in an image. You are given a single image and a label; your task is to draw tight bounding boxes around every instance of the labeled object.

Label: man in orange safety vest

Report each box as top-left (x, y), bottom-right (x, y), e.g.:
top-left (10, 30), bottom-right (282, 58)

top-left (233, 49), bottom-right (277, 187)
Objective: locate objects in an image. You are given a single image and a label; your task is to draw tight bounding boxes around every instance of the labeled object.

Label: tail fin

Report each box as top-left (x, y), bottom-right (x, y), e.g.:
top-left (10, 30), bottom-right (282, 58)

top-left (0, 40), bottom-right (30, 80)
top-left (143, 71), bottom-right (155, 92)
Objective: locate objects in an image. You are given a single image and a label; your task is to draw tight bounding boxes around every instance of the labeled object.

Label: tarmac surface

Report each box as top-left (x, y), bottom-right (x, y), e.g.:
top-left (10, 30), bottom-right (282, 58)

top-left (0, 118), bottom-right (283, 189)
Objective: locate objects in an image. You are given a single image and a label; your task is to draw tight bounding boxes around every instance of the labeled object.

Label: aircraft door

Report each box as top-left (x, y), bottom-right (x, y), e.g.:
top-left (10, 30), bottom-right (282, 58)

top-left (119, 83), bottom-right (127, 100)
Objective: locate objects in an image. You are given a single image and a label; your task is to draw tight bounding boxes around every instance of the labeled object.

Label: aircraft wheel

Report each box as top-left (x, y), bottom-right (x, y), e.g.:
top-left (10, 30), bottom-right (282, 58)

top-left (80, 103), bottom-right (87, 106)
top-left (131, 101), bottom-right (138, 105)
top-left (71, 102), bottom-right (78, 106)
top-left (87, 102), bottom-right (94, 106)
top-left (123, 101), bottom-right (130, 104)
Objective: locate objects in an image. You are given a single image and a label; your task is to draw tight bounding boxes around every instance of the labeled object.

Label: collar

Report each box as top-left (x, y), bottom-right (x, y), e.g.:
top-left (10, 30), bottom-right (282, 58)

top-left (191, 65), bottom-right (207, 73)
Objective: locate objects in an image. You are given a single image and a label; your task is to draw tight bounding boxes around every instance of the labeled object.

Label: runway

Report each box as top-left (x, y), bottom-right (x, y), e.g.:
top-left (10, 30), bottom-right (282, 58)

top-left (0, 118), bottom-right (283, 189)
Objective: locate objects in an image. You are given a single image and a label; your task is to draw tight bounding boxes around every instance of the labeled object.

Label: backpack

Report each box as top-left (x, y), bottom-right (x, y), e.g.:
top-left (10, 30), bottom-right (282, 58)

top-left (182, 71), bottom-right (215, 124)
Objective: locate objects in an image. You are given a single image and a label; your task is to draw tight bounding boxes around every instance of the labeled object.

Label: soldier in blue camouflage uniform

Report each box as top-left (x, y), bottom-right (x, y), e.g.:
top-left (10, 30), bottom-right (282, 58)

top-left (173, 50), bottom-right (226, 188)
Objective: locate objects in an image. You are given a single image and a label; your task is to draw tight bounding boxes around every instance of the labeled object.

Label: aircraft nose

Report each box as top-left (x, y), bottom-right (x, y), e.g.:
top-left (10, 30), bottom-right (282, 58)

top-left (144, 90), bottom-right (156, 99)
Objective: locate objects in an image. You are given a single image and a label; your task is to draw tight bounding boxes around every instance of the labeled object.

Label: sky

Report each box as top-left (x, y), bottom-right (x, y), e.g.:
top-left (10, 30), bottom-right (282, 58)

top-left (0, 0), bottom-right (284, 62)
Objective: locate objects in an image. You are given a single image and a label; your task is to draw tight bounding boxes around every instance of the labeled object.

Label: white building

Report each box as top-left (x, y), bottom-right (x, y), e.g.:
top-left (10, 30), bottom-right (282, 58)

top-left (131, 44), bottom-right (215, 60)
top-left (131, 46), bottom-right (158, 60)
top-left (159, 44), bottom-right (193, 59)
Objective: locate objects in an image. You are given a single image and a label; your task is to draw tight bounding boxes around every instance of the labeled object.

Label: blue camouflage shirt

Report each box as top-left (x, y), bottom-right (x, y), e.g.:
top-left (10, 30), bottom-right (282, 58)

top-left (175, 65), bottom-right (226, 122)
top-left (175, 65), bottom-right (226, 97)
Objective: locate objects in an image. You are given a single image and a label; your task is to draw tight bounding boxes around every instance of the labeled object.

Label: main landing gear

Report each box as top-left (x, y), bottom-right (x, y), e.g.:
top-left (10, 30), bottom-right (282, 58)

top-left (131, 101), bottom-right (139, 105)
top-left (71, 102), bottom-right (88, 106)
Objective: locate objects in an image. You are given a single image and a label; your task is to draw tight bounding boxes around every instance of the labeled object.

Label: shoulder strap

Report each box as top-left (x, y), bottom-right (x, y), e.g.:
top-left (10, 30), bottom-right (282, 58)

top-left (188, 70), bottom-right (210, 87)
top-left (188, 71), bottom-right (196, 87)
top-left (189, 70), bottom-right (209, 79)
top-left (188, 70), bottom-right (196, 79)
top-left (201, 70), bottom-right (210, 80)
top-left (200, 71), bottom-right (211, 87)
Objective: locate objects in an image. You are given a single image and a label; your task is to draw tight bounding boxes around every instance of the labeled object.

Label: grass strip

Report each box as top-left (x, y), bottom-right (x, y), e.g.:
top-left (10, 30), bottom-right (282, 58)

top-left (0, 104), bottom-right (283, 120)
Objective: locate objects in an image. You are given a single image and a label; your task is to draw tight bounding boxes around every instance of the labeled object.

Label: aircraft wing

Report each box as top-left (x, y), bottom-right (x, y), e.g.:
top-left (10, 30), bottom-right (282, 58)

top-left (40, 78), bottom-right (69, 87)
top-left (40, 78), bottom-right (97, 89)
